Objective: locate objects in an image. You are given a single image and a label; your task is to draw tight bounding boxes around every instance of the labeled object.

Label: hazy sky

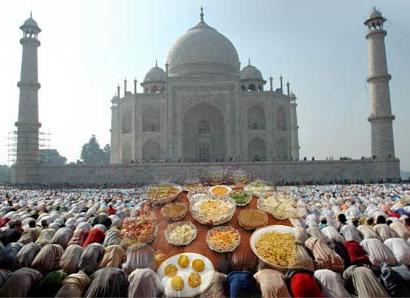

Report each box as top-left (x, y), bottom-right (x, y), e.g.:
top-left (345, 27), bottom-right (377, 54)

top-left (0, 0), bottom-right (409, 170)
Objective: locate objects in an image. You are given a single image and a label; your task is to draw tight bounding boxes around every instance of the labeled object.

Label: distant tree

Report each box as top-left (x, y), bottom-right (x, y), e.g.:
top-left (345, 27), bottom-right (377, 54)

top-left (40, 149), bottom-right (67, 165)
top-left (80, 135), bottom-right (107, 164)
top-left (0, 165), bottom-right (10, 184)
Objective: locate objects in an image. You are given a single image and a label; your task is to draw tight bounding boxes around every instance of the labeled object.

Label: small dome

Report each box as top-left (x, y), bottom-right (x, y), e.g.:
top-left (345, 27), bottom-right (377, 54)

top-left (20, 15), bottom-right (41, 32)
top-left (143, 65), bottom-right (166, 83)
top-left (369, 7), bottom-right (383, 19)
top-left (240, 63), bottom-right (263, 81)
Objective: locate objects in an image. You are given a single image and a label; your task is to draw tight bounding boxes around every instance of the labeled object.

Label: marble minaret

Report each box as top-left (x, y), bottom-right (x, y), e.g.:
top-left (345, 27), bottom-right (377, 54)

top-left (365, 8), bottom-right (395, 160)
top-left (13, 14), bottom-right (41, 184)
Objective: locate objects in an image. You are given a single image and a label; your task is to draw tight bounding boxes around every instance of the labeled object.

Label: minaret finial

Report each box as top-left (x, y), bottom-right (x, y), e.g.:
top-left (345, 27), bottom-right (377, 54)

top-left (155, 59), bottom-right (158, 67)
top-left (30, 11), bottom-right (32, 18)
top-left (248, 58), bottom-right (251, 66)
top-left (200, 6), bottom-right (204, 22)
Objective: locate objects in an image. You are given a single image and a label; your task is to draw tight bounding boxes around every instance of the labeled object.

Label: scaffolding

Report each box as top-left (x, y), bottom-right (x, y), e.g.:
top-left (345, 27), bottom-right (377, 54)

top-left (7, 130), bottom-right (51, 166)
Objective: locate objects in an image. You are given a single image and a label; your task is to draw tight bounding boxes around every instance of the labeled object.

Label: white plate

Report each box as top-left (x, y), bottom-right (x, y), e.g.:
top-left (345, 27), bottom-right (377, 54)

top-left (157, 252), bottom-right (215, 298)
top-left (208, 185), bottom-right (232, 196)
top-left (250, 225), bottom-right (296, 271)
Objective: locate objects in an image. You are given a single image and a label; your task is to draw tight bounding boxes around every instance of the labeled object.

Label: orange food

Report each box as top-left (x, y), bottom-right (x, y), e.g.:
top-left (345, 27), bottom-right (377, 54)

top-left (211, 186), bottom-right (229, 196)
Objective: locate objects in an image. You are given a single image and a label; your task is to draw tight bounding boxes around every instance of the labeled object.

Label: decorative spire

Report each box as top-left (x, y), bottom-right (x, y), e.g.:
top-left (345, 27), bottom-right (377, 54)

top-left (200, 6), bottom-right (204, 22)
top-left (30, 11), bottom-right (32, 18)
top-left (155, 59), bottom-right (158, 67)
top-left (248, 58), bottom-right (251, 66)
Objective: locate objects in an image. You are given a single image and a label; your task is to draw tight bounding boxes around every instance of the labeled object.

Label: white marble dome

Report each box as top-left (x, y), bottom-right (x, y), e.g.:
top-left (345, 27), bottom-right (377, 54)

top-left (240, 64), bottom-right (263, 81)
top-left (143, 65), bottom-right (166, 83)
top-left (166, 20), bottom-right (240, 78)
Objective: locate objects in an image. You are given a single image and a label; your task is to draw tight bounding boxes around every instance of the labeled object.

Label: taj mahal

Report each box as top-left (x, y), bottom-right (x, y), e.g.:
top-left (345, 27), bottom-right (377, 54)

top-left (11, 8), bottom-right (400, 185)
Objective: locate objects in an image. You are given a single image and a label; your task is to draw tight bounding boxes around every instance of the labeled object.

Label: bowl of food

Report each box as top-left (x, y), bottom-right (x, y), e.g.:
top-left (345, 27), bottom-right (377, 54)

top-left (161, 202), bottom-right (188, 221)
top-left (207, 167), bottom-right (224, 185)
top-left (244, 180), bottom-right (276, 197)
top-left (147, 183), bottom-right (183, 205)
top-left (164, 221), bottom-right (197, 246)
top-left (206, 226), bottom-right (241, 253)
top-left (250, 225), bottom-right (296, 271)
top-left (238, 209), bottom-right (268, 230)
top-left (190, 196), bottom-right (236, 226)
top-left (157, 252), bottom-right (215, 298)
top-left (208, 185), bottom-right (232, 197)
top-left (257, 193), bottom-right (298, 220)
top-left (120, 214), bottom-right (158, 248)
top-left (232, 169), bottom-right (248, 185)
top-left (229, 191), bottom-right (252, 207)
top-left (187, 187), bottom-right (209, 203)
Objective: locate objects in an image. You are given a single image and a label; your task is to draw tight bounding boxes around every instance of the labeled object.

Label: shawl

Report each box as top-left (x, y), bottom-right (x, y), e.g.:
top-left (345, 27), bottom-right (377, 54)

top-left (103, 228), bottom-right (121, 247)
top-left (18, 227), bottom-right (41, 244)
top-left (29, 270), bottom-right (67, 297)
top-left (82, 228), bottom-right (105, 248)
top-left (31, 243), bottom-right (64, 273)
top-left (127, 268), bottom-right (162, 298)
top-left (35, 228), bottom-right (56, 246)
top-left (60, 244), bottom-right (84, 274)
top-left (16, 242), bottom-right (41, 268)
top-left (55, 272), bottom-right (91, 298)
top-left (384, 238), bottom-right (410, 265)
top-left (374, 224), bottom-right (398, 242)
top-left (344, 240), bottom-right (370, 266)
top-left (196, 272), bottom-right (226, 298)
top-left (314, 269), bottom-right (351, 297)
top-left (343, 265), bottom-right (389, 298)
top-left (305, 237), bottom-right (345, 272)
top-left (389, 221), bottom-right (410, 240)
top-left (254, 269), bottom-right (291, 298)
top-left (226, 271), bottom-right (259, 298)
top-left (78, 243), bottom-right (105, 275)
top-left (360, 238), bottom-right (396, 267)
top-left (67, 230), bottom-right (89, 247)
top-left (358, 224), bottom-right (380, 240)
top-left (85, 267), bottom-right (129, 298)
top-left (0, 267), bottom-right (43, 297)
top-left (286, 270), bottom-right (323, 298)
top-left (340, 225), bottom-right (362, 243)
top-left (51, 227), bottom-right (73, 249)
top-left (0, 242), bottom-right (23, 270)
top-left (99, 245), bottom-right (125, 268)
top-left (321, 226), bottom-right (345, 244)
top-left (122, 244), bottom-right (155, 274)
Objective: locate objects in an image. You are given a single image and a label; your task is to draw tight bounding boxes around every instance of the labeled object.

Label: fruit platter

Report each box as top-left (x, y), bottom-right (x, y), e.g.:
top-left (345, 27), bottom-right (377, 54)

top-left (158, 252), bottom-right (215, 297)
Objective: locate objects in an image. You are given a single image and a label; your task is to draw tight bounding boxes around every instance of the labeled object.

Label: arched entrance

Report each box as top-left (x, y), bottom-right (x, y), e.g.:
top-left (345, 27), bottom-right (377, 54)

top-left (183, 103), bottom-right (225, 162)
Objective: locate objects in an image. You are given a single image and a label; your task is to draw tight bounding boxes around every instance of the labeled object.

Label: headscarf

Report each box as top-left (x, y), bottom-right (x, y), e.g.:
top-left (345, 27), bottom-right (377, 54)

top-left (340, 225), bottom-right (362, 243)
top-left (343, 265), bottom-right (389, 298)
top-left (55, 272), bottom-right (91, 298)
top-left (285, 270), bottom-right (324, 298)
top-left (60, 244), bottom-right (84, 274)
top-left (0, 267), bottom-right (43, 297)
top-left (0, 242), bottom-right (23, 270)
top-left (29, 270), bottom-right (67, 297)
top-left (82, 226), bottom-right (105, 248)
top-left (99, 245), bottom-right (125, 268)
top-left (31, 244), bottom-right (64, 273)
top-left (314, 269), bottom-right (351, 297)
top-left (122, 244), bottom-right (155, 274)
top-left (103, 227), bottom-right (121, 247)
top-left (226, 271), bottom-right (259, 298)
top-left (18, 227), bottom-right (41, 244)
top-left (67, 222), bottom-right (91, 247)
top-left (35, 228), bottom-right (56, 246)
top-left (85, 267), bottom-right (129, 298)
top-left (16, 242), bottom-right (41, 268)
top-left (127, 268), bottom-right (162, 298)
top-left (78, 243), bottom-right (105, 276)
top-left (51, 227), bottom-right (73, 249)
top-left (254, 269), bottom-right (291, 298)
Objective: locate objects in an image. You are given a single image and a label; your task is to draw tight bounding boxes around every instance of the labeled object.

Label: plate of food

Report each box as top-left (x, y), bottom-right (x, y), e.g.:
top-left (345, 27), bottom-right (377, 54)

top-left (244, 180), bottom-right (276, 197)
top-left (208, 185), bottom-right (232, 197)
top-left (161, 202), bottom-right (188, 221)
top-left (120, 214), bottom-right (158, 248)
top-left (238, 209), bottom-right (268, 230)
top-left (183, 178), bottom-right (203, 192)
top-left (229, 191), bottom-right (252, 207)
top-left (191, 196), bottom-right (236, 226)
top-left (250, 225), bottom-right (296, 271)
top-left (158, 253), bottom-right (215, 298)
top-left (147, 183), bottom-right (183, 205)
top-left (232, 169), bottom-right (248, 185)
top-left (206, 226), bottom-right (241, 253)
top-left (165, 221), bottom-right (197, 246)
top-left (187, 187), bottom-right (209, 202)
top-left (257, 193), bottom-right (298, 220)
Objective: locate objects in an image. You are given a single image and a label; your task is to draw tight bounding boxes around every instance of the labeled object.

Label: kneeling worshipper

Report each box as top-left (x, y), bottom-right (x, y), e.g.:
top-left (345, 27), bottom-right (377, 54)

top-left (82, 224), bottom-right (106, 247)
top-left (373, 215), bottom-right (398, 242)
top-left (254, 269), bottom-right (291, 298)
top-left (360, 238), bottom-right (396, 267)
top-left (67, 222), bottom-right (91, 247)
top-left (55, 272), bottom-right (91, 298)
top-left (380, 263), bottom-right (410, 297)
top-left (31, 243), bottom-right (64, 274)
top-left (383, 238), bottom-right (410, 265)
top-left (389, 219), bottom-right (410, 240)
top-left (85, 267), bottom-right (129, 297)
top-left (314, 269), bottom-right (351, 297)
top-left (285, 269), bottom-right (324, 297)
top-left (29, 269), bottom-right (67, 297)
top-left (0, 242), bottom-right (22, 270)
top-left (226, 271), bottom-right (259, 298)
top-left (99, 244), bottom-right (125, 268)
top-left (78, 243), bottom-right (105, 276)
top-left (127, 268), bottom-right (162, 298)
top-left (59, 244), bottom-right (84, 274)
top-left (16, 242), bottom-right (41, 268)
top-left (122, 244), bottom-right (155, 274)
top-left (0, 267), bottom-right (43, 297)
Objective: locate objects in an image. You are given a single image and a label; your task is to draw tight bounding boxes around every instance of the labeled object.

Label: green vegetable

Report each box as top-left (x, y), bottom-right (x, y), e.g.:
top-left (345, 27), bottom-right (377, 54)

top-left (231, 192), bottom-right (250, 204)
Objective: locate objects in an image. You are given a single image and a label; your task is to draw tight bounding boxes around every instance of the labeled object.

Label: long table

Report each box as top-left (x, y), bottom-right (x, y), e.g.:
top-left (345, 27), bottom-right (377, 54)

top-left (150, 191), bottom-right (291, 273)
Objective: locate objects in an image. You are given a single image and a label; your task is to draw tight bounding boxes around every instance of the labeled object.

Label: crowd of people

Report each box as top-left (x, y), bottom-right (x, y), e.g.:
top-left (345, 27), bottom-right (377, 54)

top-left (0, 183), bottom-right (409, 297)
